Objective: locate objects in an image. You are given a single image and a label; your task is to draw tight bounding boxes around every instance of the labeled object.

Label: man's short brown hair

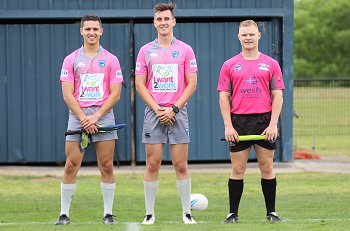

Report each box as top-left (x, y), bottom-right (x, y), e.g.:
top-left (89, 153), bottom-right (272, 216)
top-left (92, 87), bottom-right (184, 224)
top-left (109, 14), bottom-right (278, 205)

top-left (80, 14), bottom-right (102, 28)
top-left (154, 2), bottom-right (176, 17)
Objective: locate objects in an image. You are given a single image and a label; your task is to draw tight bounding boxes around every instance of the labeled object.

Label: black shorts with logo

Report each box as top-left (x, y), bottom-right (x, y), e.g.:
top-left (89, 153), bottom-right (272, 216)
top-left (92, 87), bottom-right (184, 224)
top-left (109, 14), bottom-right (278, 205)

top-left (229, 112), bottom-right (276, 152)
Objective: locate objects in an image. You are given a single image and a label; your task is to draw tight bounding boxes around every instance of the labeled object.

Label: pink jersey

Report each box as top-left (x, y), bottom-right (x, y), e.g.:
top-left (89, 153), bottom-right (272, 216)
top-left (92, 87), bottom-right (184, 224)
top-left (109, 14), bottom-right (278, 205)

top-left (217, 53), bottom-right (284, 114)
top-left (60, 46), bottom-right (123, 108)
top-left (135, 38), bottom-right (197, 106)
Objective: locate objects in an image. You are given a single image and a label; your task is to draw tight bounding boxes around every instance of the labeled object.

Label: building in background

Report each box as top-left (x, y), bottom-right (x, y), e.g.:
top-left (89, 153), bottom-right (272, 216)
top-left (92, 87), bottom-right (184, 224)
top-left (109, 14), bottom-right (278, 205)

top-left (0, 0), bottom-right (294, 164)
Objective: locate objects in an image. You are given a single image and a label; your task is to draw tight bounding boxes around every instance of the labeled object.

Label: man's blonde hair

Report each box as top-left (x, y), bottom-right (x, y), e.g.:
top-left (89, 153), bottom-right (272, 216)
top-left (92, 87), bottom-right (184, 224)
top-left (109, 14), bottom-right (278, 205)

top-left (239, 20), bottom-right (258, 29)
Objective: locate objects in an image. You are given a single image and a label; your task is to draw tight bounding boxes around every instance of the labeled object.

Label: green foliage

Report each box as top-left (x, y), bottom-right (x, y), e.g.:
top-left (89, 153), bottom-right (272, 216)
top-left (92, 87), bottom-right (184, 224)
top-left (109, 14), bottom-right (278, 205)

top-left (294, 0), bottom-right (350, 78)
top-left (0, 173), bottom-right (350, 230)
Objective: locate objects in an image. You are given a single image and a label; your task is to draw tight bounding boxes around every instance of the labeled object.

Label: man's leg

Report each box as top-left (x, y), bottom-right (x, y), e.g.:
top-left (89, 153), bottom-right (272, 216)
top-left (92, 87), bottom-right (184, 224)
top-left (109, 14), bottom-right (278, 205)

top-left (95, 140), bottom-right (116, 223)
top-left (55, 141), bottom-right (84, 225)
top-left (170, 144), bottom-right (196, 224)
top-left (171, 144), bottom-right (190, 213)
top-left (255, 145), bottom-right (281, 222)
top-left (142, 144), bottom-right (163, 224)
top-left (224, 148), bottom-right (250, 223)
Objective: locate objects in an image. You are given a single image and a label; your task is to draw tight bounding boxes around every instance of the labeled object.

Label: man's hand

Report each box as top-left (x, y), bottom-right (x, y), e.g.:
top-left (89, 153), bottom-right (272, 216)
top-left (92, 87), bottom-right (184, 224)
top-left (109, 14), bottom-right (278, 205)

top-left (157, 107), bottom-right (176, 126)
top-left (80, 115), bottom-right (100, 134)
top-left (262, 123), bottom-right (278, 142)
top-left (225, 126), bottom-right (239, 143)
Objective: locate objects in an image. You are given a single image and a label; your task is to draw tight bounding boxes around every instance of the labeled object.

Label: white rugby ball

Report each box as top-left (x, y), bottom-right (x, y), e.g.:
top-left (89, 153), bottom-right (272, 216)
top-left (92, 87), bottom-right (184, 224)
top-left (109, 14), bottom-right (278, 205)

top-left (191, 193), bottom-right (208, 210)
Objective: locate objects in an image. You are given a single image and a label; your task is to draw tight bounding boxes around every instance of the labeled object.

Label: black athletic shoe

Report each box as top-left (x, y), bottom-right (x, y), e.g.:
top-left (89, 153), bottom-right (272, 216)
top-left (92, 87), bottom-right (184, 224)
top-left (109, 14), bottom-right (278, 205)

top-left (266, 212), bottom-right (282, 223)
top-left (223, 213), bottom-right (239, 224)
top-left (103, 214), bottom-right (117, 225)
top-left (54, 214), bottom-right (70, 225)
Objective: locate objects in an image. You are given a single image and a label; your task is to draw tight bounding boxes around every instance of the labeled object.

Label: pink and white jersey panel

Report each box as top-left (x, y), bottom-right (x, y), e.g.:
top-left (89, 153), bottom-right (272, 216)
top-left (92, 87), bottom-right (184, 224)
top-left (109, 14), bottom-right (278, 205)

top-left (60, 46), bottom-right (123, 108)
top-left (135, 38), bottom-right (197, 106)
top-left (217, 53), bottom-right (284, 114)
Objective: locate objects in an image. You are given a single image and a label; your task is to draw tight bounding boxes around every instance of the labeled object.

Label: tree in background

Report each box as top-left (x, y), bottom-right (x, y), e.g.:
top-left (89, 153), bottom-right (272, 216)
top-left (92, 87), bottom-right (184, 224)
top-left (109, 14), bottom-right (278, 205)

top-left (294, 0), bottom-right (350, 78)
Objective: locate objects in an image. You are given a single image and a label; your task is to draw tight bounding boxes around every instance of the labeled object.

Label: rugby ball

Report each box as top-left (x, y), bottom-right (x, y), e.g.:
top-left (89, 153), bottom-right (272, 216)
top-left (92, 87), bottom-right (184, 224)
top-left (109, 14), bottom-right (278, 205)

top-left (191, 193), bottom-right (208, 210)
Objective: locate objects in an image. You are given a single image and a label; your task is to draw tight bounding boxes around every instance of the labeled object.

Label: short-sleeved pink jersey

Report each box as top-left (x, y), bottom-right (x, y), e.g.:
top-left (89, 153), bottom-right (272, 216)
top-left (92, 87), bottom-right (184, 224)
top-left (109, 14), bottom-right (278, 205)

top-left (135, 38), bottom-right (197, 106)
top-left (217, 53), bottom-right (284, 114)
top-left (60, 46), bottom-right (123, 108)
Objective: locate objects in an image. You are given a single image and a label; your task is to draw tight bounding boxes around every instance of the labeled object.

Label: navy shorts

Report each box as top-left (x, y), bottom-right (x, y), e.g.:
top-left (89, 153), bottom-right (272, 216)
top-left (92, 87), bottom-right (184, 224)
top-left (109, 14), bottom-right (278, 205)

top-left (229, 112), bottom-right (276, 152)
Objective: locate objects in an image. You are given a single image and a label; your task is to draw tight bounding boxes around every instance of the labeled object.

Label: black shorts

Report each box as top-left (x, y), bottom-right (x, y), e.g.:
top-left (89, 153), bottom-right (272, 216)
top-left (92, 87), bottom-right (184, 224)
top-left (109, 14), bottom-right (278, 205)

top-left (229, 112), bottom-right (276, 152)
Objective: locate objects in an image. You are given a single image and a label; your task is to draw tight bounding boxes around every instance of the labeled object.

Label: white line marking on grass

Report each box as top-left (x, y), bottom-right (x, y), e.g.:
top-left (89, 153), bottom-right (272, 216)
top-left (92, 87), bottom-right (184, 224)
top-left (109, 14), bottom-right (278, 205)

top-left (125, 222), bottom-right (141, 231)
top-left (285, 218), bottom-right (350, 222)
top-left (0, 221), bottom-right (143, 226)
top-left (0, 222), bottom-right (54, 226)
top-left (1, 218), bottom-right (349, 226)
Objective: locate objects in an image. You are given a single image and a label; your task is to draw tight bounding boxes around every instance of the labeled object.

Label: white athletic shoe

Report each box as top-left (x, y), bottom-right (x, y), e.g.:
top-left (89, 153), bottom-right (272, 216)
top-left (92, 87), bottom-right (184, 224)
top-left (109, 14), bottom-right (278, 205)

top-left (142, 214), bottom-right (155, 225)
top-left (182, 213), bottom-right (197, 224)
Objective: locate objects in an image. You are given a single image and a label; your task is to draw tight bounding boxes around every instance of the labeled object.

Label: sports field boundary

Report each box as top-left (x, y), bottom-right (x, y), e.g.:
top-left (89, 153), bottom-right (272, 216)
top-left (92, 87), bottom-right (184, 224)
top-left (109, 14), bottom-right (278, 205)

top-left (1, 157), bottom-right (349, 176)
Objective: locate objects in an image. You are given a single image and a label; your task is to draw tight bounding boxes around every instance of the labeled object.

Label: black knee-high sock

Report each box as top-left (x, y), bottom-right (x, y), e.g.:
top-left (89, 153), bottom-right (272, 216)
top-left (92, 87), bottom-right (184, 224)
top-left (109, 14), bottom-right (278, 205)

top-left (228, 178), bottom-right (244, 215)
top-left (261, 177), bottom-right (277, 215)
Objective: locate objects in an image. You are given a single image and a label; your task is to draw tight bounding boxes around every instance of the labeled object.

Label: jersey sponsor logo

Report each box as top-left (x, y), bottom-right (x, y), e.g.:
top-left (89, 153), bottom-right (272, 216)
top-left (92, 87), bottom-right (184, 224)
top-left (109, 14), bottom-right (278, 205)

top-left (258, 63), bottom-right (270, 71)
top-left (116, 70), bottom-right (123, 79)
top-left (245, 76), bottom-right (259, 85)
top-left (61, 69), bottom-right (68, 77)
top-left (240, 87), bottom-right (262, 94)
top-left (77, 61), bottom-right (86, 67)
top-left (190, 59), bottom-right (197, 68)
top-left (136, 62), bottom-right (141, 71)
top-left (98, 60), bottom-right (106, 68)
top-left (172, 50), bottom-right (179, 58)
top-left (152, 64), bottom-right (178, 92)
top-left (79, 73), bottom-right (104, 101)
top-left (234, 64), bottom-right (242, 71)
top-left (240, 76), bottom-right (262, 95)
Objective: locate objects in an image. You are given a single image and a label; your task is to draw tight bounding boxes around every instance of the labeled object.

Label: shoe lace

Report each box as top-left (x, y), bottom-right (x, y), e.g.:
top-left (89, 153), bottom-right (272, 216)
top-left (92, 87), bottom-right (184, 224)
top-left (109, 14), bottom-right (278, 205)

top-left (227, 213), bottom-right (237, 220)
top-left (185, 213), bottom-right (194, 220)
top-left (105, 214), bottom-right (116, 220)
top-left (268, 212), bottom-right (279, 218)
top-left (59, 214), bottom-right (68, 220)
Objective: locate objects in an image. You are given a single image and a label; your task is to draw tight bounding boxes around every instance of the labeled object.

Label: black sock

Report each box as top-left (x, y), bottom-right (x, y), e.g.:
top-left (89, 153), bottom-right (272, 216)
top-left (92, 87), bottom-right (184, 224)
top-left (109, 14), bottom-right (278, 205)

top-left (228, 178), bottom-right (244, 215)
top-left (261, 177), bottom-right (277, 215)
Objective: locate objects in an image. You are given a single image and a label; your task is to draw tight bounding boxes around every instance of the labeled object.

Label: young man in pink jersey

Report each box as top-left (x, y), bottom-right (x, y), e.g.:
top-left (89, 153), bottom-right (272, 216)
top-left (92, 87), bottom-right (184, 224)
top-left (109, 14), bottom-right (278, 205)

top-left (55, 15), bottom-right (123, 225)
top-left (217, 20), bottom-right (284, 223)
top-left (135, 2), bottom-right (198, 225)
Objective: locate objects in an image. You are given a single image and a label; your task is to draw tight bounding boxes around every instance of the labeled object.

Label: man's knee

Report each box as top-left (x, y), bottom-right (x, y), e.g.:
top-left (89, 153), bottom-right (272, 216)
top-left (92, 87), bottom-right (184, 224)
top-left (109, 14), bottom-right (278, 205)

top-left (64, 160), bottom-right (80, 176)
top-left (259, 161), bottom-right (274, 176)
top-left (231, 165), bottom-right (246, 177)
top-left (100, 160), bottom-right (114, 175)
top-left (146, 160), bottom-right (161, 173)
top-left (173, 161), bottom-right (188, 175)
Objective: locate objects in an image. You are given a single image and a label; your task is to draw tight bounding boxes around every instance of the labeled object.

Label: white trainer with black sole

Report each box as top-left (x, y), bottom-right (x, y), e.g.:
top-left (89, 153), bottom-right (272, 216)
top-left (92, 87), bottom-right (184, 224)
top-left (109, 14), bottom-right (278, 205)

top-left (142, 214), bottom-right (155, 225)
top-left (182, 213), bottom-right (197, 224)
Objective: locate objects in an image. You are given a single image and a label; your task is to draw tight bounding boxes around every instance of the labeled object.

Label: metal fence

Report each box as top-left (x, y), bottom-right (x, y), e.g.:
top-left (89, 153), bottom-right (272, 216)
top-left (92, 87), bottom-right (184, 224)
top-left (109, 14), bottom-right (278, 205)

top-left (294, 78), bottom-right (350, 154)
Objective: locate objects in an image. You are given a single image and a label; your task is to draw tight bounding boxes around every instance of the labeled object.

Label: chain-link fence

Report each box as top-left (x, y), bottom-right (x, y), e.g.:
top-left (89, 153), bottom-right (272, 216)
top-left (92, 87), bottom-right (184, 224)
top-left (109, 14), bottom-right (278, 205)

top-left (294, 78), bottom-right (350, 155)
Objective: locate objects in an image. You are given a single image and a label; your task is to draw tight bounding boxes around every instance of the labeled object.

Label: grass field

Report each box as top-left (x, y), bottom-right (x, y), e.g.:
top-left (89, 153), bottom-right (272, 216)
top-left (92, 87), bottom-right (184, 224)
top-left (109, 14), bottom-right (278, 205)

top-left (1, 172), bottom-right (350, 230)
top-left (294, 86), bottom-right (350, 157)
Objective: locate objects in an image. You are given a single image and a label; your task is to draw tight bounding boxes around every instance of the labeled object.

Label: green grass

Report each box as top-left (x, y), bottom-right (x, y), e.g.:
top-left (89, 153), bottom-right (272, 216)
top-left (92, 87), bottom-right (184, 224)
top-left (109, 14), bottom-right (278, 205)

top-left (1, 172), bottom-right (350, 230)
top-left (294, 87), bottom-right (350, 156)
